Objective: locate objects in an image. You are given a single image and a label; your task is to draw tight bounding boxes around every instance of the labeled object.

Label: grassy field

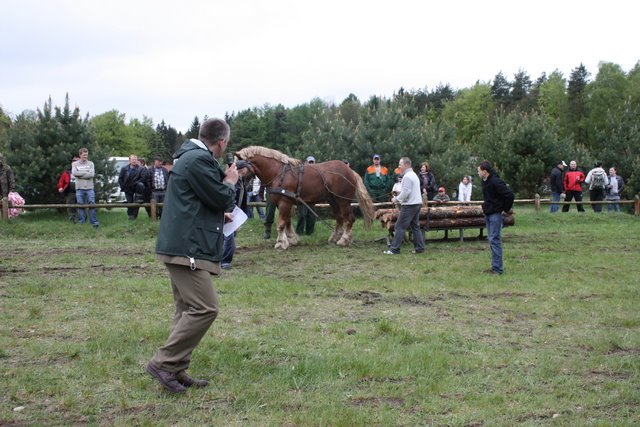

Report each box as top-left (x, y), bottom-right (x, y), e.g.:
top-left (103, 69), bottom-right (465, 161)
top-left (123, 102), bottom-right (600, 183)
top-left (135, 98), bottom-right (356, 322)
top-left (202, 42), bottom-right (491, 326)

top-left (1, 207), bottom-right (638, 426)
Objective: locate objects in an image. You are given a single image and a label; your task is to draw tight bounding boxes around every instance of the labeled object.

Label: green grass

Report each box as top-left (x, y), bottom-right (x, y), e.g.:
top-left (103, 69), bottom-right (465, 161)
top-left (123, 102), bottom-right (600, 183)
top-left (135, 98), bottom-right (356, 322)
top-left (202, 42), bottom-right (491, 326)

top-left (1, 208), bottom-right (639, 425)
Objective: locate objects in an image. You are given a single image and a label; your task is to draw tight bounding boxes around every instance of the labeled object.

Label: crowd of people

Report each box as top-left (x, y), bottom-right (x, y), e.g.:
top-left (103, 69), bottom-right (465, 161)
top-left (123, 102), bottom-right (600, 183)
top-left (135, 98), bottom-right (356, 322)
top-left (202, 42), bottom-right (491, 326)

top-left (549, 160), bottom-right (625, 213)
top-left (363, 153), bottom-right (474, 205)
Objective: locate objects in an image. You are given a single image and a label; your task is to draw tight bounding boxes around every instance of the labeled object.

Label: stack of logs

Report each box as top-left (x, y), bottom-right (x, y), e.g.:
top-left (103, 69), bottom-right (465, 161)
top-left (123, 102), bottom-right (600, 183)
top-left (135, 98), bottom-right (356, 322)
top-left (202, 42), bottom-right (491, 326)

top-left (376, 205), bottom-right (515, 232)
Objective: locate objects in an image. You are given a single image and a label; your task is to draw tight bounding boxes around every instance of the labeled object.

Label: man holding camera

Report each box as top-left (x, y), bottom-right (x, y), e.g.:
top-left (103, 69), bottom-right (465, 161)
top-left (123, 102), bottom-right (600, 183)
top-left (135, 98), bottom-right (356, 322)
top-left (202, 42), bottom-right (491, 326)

top-left (147, 118), bottom-right (238, 393)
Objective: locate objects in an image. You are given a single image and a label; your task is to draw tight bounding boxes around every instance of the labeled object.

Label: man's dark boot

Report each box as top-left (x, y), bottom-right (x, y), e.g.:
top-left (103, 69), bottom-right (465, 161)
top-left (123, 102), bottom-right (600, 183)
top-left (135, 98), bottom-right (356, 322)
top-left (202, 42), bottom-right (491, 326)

top-left (146, 363), bottom-right (186, 393)
top-left (176, 371), bottom-right (209, 388)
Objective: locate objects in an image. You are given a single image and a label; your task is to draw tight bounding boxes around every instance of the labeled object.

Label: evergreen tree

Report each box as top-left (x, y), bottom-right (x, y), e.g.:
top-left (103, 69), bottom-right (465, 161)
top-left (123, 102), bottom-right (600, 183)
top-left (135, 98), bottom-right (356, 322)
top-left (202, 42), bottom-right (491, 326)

top-left (491, 71), bottom-right (511, 107)
top-left (0, 106), bottom-right (11, 153)
top-left (154, 120), bottom-right (180, 158)
top-left (510, 70), bottom-right (533, 109)
top-left (185, 116), bottom-right (201, 140)
top-left (6, 96), bottom-right (112, 203)
top-left (567, 63), bottom-right (590, 147)
top-left (594, 99), bottom-right (640, 199)
top-left (476, 110), bottom-right (573, 196)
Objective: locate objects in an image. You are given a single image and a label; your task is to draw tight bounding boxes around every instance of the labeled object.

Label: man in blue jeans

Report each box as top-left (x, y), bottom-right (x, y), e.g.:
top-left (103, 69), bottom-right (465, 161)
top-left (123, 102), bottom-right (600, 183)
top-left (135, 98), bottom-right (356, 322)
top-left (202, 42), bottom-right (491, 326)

top-left (477, 161), bottom-right (514, 274)
top-left (72, 148), bottom-right (100, 228)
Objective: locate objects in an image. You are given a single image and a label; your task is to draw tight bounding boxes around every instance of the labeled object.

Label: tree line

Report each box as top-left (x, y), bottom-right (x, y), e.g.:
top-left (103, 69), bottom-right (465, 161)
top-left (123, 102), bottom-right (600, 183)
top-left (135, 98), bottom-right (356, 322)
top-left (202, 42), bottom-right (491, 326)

top-left (0, 61), bottom-right (638, 204)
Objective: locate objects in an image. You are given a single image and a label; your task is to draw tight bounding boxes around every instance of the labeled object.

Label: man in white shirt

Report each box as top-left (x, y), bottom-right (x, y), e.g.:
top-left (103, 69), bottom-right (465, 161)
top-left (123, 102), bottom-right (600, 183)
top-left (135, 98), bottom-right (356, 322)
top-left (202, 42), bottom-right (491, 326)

top-left (384, 157), bottom-right (425, 255)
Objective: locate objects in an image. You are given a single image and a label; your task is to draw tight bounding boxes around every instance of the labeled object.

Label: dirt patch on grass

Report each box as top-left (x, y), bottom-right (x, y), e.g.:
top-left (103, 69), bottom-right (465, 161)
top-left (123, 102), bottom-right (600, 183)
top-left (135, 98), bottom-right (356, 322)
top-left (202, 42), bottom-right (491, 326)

top-left (350, 396), bottom-right (405, 408)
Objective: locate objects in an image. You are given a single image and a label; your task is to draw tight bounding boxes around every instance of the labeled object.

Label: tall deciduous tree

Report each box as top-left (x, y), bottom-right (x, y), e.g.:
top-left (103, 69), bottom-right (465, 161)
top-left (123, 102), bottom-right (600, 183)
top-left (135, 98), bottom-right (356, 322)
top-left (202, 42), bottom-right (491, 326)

top-left (441, 83), bottom-right (493, 146)
top-left (586, 62), bottom-right (629, 145)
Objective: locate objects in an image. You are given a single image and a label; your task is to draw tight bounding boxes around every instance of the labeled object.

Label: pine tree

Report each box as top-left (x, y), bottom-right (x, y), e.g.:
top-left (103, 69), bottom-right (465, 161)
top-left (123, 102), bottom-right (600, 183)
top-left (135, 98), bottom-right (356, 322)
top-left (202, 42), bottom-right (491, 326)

top-left (6, 95), bottom-right (111, 203)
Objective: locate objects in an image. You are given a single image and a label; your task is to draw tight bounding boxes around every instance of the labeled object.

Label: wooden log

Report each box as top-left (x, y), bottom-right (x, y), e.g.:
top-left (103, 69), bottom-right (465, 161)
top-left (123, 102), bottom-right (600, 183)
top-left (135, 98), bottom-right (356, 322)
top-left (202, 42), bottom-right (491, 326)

top-left (378, 206), bottom-right (485, 223)
top-left (384, 215), bottom-right (515, 231)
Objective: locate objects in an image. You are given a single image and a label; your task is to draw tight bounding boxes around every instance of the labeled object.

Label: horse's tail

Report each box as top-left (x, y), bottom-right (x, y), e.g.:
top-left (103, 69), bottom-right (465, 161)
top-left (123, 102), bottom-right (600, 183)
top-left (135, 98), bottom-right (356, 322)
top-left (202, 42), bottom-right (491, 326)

top-left (352, 170), bottom-right (375, 229)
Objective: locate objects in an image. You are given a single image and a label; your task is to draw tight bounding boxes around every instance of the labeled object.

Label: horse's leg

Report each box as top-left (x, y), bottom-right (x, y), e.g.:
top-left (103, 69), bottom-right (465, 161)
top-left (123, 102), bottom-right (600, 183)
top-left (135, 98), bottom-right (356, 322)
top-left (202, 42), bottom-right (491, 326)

top-left (274, 203), bottom-right (292, 250)
top-left (286, 211), bottom-right (299, 246)
top-left (327, 201), bottom-right (343, 244)
top-left (336, 201), bottom-right (355, 246)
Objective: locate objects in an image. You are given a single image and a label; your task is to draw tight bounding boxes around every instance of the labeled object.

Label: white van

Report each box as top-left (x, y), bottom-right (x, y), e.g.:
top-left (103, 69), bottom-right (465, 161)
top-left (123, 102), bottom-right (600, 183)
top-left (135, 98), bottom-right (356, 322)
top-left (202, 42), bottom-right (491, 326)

top-left (107, 157), bottom-right (130, 203)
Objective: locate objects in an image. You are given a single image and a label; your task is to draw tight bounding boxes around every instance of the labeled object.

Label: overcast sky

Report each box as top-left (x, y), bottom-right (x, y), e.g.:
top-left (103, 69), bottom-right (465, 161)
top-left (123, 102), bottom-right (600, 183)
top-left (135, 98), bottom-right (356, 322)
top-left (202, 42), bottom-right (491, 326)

top-left (1, 0), bottom-right (638, 132)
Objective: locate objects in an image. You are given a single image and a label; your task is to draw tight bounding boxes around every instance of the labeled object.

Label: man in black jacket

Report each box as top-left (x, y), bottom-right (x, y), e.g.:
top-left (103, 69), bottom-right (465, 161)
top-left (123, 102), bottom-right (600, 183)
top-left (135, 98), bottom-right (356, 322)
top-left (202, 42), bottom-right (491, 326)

top-left (118, 154), bottom-right (147, 220)
top-left (549, 160), bottom-right (567, 213)
top-left (478, 161), bottom-right (515, 275)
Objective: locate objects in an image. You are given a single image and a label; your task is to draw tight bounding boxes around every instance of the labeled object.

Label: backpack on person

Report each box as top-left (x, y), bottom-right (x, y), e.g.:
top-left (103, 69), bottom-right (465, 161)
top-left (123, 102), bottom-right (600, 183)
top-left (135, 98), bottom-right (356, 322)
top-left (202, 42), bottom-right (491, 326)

top-left (590, 170), bottom-right (606, 191)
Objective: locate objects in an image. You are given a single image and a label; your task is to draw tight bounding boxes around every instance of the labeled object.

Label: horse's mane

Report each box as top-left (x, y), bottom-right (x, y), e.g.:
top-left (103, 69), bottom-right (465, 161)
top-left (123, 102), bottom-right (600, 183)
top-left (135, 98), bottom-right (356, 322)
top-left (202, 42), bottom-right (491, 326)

top-left (237, 146), bottom-right (299, 166)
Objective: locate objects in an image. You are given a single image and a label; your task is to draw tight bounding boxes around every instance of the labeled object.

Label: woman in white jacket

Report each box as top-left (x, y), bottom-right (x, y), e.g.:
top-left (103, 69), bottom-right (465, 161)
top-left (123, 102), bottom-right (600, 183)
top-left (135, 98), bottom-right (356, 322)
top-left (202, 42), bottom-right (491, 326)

top-left (458, 175), bottom-right (473, 203)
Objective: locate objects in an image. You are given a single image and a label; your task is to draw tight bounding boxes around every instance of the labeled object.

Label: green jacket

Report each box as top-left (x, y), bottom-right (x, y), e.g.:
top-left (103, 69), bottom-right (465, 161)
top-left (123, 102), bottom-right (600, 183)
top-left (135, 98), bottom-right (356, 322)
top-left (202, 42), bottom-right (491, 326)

top-left (155, 140), bottom-right (235, 264)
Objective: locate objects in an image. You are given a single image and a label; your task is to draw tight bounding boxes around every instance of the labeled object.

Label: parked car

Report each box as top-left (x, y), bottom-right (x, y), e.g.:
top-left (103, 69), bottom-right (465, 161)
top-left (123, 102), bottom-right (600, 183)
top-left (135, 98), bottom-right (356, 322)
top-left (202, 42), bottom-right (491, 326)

top-left (107, 157), bottom-right (129, 203)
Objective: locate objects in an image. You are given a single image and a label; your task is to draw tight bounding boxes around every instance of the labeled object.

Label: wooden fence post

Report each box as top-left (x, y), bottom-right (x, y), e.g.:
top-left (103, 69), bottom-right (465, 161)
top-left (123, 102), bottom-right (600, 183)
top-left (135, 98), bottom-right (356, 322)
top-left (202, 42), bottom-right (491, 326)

top-left (150, 198), bottom-right (157, 221)
top-left (635, 195), bottom-right (640, 216)
top-left (1, 197), bottom-right (8, 221)
top-left (534, 194), bottom-right (540, 213)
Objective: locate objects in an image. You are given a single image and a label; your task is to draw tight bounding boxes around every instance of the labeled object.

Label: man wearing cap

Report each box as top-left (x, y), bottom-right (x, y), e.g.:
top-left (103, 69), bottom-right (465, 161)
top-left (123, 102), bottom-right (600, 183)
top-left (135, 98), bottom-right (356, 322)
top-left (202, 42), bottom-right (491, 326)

top-left (296, 156), bottom-right (317, 236)
top-left (549, 160), bottom-right (567, 213)
top-left (384, 157), bottom-right (425, 255)
top-left (364, 154), bottom-right (391, 203)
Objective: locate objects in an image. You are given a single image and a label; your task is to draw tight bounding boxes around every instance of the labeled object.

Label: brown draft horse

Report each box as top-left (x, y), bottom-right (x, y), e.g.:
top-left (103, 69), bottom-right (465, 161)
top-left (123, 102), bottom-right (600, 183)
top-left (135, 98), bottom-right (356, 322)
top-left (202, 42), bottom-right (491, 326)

top-left (235, 146), bottom-right (375, 250)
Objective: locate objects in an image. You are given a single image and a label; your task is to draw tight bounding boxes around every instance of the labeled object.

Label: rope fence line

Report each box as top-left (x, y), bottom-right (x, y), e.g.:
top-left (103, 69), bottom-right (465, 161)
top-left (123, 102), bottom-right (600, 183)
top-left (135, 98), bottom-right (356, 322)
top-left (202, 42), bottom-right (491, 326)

top-left (2, 194), bottom-right (639, 221)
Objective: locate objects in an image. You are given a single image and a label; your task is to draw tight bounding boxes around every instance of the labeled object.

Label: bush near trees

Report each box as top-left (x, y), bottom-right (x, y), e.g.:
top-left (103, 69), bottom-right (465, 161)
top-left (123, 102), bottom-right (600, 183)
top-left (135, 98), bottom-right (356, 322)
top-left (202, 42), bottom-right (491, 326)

top-left (1, 61), bottom-right (639, 203)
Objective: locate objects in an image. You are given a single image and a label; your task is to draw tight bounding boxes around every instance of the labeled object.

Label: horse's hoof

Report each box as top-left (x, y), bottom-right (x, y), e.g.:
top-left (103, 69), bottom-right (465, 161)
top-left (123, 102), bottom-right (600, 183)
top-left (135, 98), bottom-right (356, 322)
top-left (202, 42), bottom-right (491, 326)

top-left (275, 240), bottom-right (289, 250)
top-left (336, 238), bottom-right (350, 246)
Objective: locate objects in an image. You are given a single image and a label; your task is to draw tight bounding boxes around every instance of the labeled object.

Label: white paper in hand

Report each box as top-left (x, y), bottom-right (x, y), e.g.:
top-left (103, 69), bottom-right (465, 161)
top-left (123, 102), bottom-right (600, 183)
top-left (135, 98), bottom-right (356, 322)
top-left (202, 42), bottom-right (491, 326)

top-left (223, 205), bottom-right (248, 237)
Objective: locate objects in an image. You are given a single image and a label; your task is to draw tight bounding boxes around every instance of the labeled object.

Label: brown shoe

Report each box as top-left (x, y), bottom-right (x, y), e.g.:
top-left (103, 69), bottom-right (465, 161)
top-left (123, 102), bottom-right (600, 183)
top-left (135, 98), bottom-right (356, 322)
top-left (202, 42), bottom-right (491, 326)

top-left (482, 269), bottom-right (501, 275)
top-left (146, 363), bottom-right (186, 393)
top-left (176, 371), bottom-right (209, 388)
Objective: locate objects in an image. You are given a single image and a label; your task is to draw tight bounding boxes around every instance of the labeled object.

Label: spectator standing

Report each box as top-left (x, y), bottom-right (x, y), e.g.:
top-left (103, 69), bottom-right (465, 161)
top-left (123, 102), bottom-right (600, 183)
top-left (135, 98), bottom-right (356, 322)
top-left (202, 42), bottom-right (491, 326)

top-left (477, 161), bottom-right (514, 275)
top-left (458, 175), bottom-right (473, 203)
top-left (585, 161), bottom-right (609, 213)
top-left (364, 154), bottom-right (391, 203)
top-left (612, 167), bottom-right (625, 199)
top-left (383, 157), bottom-right (425, 255)
top-left (418, 162), bottom-right (438, 201)
top-left (562, 160), bottom-right (585, 212)
top-left (57, 156), bottom-right (79, 222)
top-left (147, 118), bottom-right (237, 393)
top-left (148, 156), bottom-right (169, 219)
top-left (72, 148), bottom-right (100, 227)
top-left (246, 177), bottom-right (265, 220)
top-left (606, 167), bottom-right (622, 213)
top-left (0, 153), bottom-right (16, 199)
top-left (296, 156), bottom-right (317, 236)
top-left (549, 160), bottom-right (567, 213)
top-left (262, 175), bottom-right (281, 240)
top-left (432, 187), bottom-right (450, 203)
top-left (119, 154), bottom-right (147, 220)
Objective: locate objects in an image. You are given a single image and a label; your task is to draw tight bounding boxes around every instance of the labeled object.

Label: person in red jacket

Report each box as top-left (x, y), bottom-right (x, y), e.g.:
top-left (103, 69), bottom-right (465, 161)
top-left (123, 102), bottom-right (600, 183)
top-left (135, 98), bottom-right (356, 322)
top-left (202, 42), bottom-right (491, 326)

top-left (57, 156), bottom-right (79, 222)
top-left (562, 160), bottom-right (585, 212)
